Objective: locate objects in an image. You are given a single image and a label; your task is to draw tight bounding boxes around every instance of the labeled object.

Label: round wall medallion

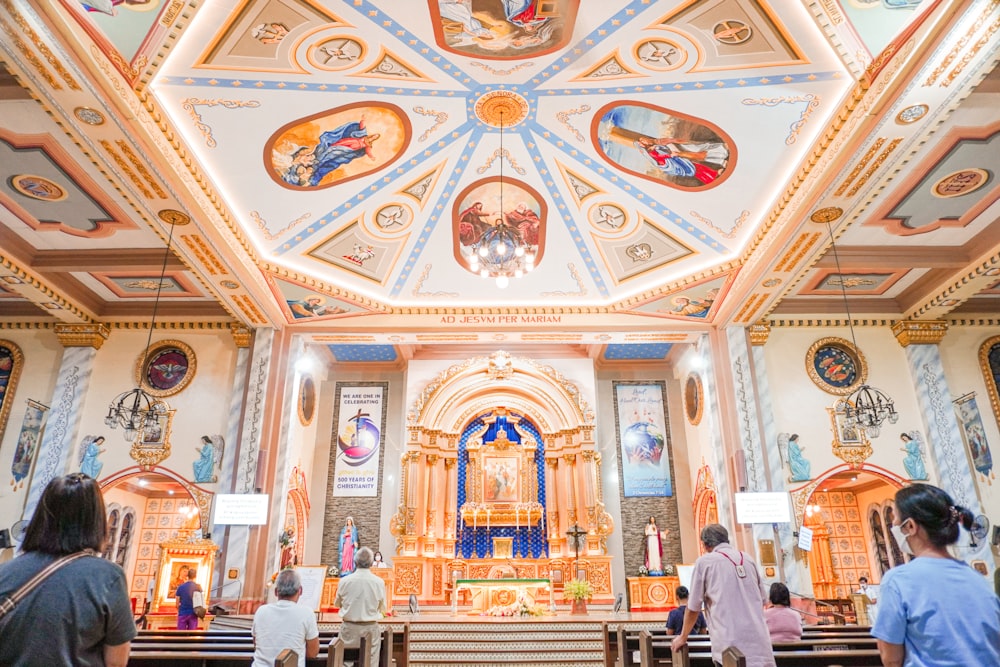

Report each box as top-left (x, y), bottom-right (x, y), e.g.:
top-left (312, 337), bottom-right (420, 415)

top-left (762, 278), bottom-right (781, 288)
top-left (633, 39), bottom-right (686, 71)
top-left (135, 339), bottom-right (197, 397)
top-left (157, 209), bottom-right (192, 225)
top-left (805, 336), bottom-right (868, 396)
top-left (588, 202), bottom-right (627, 232)
top-left (74, 107), bottom-right (106, 125)
top-left (684, 374), bottom-right (704, 426)
top-left (895, 104), bottom-right (928, 124)
top-left (220, 280), bottom-right (240, 289)
top-left (810, 207), bottom-right (844, 223)
top-left (11, 174), bottom-right (67, 201)
top-left (474, 90), bottom-right (529, 127)
top-left (931, 168), bottom-right (990, 198)
top-left (298, 375), bottom-right (316, 426)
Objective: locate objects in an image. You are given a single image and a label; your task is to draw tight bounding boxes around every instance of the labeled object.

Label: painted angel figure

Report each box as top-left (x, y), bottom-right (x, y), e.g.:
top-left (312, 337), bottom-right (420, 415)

top-left (778, 432), bottom-right (811, 483)
top-left (900, 431), bottom-right (928, 480)
top-left (79, 435), bottom-right (107, 480)
top-left (193, 434), bottom-right (224, 484)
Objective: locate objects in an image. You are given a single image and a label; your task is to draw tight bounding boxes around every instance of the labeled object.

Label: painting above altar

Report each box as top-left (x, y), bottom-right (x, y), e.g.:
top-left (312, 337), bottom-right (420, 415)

top-left (460, 408), bottom-right (543, 527)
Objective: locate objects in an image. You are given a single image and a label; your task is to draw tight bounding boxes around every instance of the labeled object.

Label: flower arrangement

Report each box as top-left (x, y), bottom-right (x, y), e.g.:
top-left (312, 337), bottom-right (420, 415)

top-left (485, 592), bottom-right (546, 617)
top-left (563, 578), bottom-right (594, 601)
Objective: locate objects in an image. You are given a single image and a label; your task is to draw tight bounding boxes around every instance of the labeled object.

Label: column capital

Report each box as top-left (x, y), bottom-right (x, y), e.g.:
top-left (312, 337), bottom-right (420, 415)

top-left (748, 322), bottom-right (771, 346)
top-left (891, 320), bottom-right (948, 347)
top-left (54, 323), bottom-right (110, 349)
top-left (229, 323), bottom-right (252, 348)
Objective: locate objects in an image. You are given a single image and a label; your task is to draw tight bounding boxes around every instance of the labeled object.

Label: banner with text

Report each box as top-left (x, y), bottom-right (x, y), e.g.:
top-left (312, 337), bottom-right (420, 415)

top-left (333, 384), bottom-right (385, 497)
top-left (614, 382), bottom-right (673, 497)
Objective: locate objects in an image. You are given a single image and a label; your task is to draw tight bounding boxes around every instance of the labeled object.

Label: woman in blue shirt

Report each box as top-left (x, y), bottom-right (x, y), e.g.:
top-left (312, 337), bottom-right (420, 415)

top-left (873, 483), bottom-right (1000, 666)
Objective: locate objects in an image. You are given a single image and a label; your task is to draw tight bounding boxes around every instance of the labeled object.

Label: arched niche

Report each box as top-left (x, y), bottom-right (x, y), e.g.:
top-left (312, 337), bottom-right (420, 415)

top-left (101, 466), bottom-right (214, 538)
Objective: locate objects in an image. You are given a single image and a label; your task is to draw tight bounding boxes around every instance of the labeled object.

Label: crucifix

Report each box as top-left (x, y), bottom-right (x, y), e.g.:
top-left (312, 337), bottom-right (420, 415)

top-left (567, 523), bottom-right (586, 579)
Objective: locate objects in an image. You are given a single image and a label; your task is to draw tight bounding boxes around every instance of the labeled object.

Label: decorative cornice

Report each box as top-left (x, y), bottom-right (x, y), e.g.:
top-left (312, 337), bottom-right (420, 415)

top-left (747, 322), bottom-right (771, 346)
top-left (229, 323), bottom-right (252, 348)
top-left (54, 323), bottom-right (110, 349)
top-left (891, 320), bottom-right (948, 347)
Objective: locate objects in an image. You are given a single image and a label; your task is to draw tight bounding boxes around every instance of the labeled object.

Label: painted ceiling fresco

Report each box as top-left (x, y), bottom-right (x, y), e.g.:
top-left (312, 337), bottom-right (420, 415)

top-left (148, 0), bottom-right (855, 311)
top-left (2, 0), bottom-right (997, 345)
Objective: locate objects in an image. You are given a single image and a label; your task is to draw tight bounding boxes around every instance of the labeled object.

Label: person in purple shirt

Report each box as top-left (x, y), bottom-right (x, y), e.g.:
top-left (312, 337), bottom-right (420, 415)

top-left (763, 582), bottom-right (802, 642)
top-left (175, 568), bottom-right (202, 630)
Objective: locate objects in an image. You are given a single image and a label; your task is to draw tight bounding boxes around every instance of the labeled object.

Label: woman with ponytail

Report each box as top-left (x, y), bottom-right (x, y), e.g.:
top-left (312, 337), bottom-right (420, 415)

top-left (873, 483), bottom-right (1000, 666)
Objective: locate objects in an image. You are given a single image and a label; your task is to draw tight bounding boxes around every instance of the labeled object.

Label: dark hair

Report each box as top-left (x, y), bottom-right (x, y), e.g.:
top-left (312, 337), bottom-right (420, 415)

top-left (22, 473), bottom-right (107, 555)
top-left (769, 582), bottom-right (791, 607)
top-left (701, 523), bottom-right (729, 548)
top-left (894, 483), bottom-right (974, 548)
top-left (675, 585), bottom-right (689, 600)
top-left (275, 569), bottom-right (302, 599)
top-left (858, 576), bottom-right (868, 584)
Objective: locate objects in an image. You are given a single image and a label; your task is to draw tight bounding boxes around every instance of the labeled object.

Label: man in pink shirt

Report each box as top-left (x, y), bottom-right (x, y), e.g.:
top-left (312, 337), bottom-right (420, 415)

top-left (671, 524), bottom-right (775, 667)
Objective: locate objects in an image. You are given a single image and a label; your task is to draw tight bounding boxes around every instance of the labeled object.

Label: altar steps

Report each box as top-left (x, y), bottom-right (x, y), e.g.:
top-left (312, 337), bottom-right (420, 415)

top-left (407, 621), bottom-right (605, 667)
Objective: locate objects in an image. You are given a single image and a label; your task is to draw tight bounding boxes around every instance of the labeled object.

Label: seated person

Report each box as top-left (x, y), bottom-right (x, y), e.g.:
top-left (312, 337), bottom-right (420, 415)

top-left (764, 582), bottom-right (802, 642)
top-left (666, 586), bottom-right (707, 635)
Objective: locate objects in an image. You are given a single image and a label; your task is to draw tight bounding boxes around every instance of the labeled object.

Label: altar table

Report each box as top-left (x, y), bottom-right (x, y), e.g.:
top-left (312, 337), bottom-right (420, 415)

top-left (453, 578), bottom-right (552, 614)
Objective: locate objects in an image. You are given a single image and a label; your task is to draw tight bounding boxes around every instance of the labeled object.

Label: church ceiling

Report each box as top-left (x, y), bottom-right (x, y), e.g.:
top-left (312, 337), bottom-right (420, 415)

top-left (0, 0), bottom-right (998, 345)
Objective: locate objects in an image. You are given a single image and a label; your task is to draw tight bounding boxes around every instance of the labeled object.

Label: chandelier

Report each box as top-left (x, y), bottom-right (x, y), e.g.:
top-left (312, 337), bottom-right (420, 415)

top-left (469, 110), bottom-right (534, 288)
top-left (825, 222), bottom-right (898, 438)
top-left (105, 223), bottom-right (175, 441)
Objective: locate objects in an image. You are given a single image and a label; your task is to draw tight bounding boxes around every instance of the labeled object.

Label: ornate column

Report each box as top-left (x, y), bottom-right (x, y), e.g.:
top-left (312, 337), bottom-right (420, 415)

top-left (425, 454), bottom-right (439, 541)
top-left (545, 457), bottom-right (561, 552)
top-left (444, 457), bottom-right (457, 543)
top-left (748, 322), bottom-right (806, 593)
top-left (723, 326), bottom-right (778, 576)
top-left (221, 326), bottom-right (275, 598)
top-left (699, 333), bottom-right (734, 536)
top-left (893, 320), bottom-right (990, 563)
top-left (24, 324), bottom-right (108, 518)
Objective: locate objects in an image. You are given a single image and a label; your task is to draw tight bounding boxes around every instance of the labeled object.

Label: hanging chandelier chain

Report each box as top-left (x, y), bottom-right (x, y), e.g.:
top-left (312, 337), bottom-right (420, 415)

top-left (825, 221), bottom-right (859, 352)
top-left (140, 222), bottom-right (177, 362)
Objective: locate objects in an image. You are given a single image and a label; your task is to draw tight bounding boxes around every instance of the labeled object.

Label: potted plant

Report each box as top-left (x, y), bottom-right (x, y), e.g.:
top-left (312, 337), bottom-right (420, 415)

top-left (563, 578), bottom-right (593, 615)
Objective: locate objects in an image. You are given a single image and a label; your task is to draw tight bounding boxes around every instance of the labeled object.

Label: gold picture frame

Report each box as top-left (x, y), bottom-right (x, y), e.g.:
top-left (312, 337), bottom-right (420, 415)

top-left (806, 336), bottom-right (868, 396)
top-left (0, 340), bottom-right (24, 443)
top-left (130, 402), bottom-right (174, 470)
top-left (134, 339), bottom-right (197, 398)
top-left (828, 399), bottom-right (872, 466)
top-left (298, 375), bottom-right (316, 426)
top-left (979, 336), bottom-right (1000, 436)
top-left (684, 373), bottom-right (703, 426)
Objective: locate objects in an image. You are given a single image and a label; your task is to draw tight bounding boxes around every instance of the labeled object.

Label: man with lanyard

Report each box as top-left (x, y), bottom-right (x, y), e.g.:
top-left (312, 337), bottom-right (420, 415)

top-left (334, 547), bottom-right (387, 667)
top-left (671, 524), bottom-right (775, 667)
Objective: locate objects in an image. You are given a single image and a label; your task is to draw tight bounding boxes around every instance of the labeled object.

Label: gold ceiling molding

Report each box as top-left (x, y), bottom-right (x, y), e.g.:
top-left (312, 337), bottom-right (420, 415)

top-left (99, 139), bottom-right (153, 200)
top-left (748, 322), bottom-right (771, 346)
top-left (734, 293), bottom-right (767, 324)
top-left (948, 319), bottom-right (1000, 327)
top-left (834, 138), bottom-right (884, 196)
top-left (54, 323), bottom-right (110, 349)
top-left (845, 137), bottom-right (903, 198)
top-left (615, 263), bottom-right (738, 310)
top-left (232, 294), bottom-right (268, 326)
top-left (109, 322), bottom-right (233, 331)
top-left (180, 235), bottom-right (229, 276)
top-left (773, 233), bottom-right (822, 272)
top-left (0, 14), bottom-right (61, 90)
top-left (229, 323), bottom-right (251, 348)
top-left (0, 323), bottom-right (56, 330)
top-left (262, 264), bottom-right (389, 312)
top-left (0, 0), bottom-right (79, 90)
top-left (923, 6), bottom-right (1000, 87)
top-left (891, 320), bottom-right (948, 347)
top-left (768, 318), bottom-right (894, 328)
top-left (0, 257), bottom-right (92, 322)
top-left (115, 139), bottom-right (168, 198)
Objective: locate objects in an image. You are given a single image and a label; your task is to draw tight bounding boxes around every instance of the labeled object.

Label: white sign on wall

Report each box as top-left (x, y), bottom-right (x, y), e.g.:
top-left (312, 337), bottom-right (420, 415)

top-left (734, 492), bottom-right (791, 524)
top-left (212, 494), bottom-right (269, 525)
top-left (798, 526), bottom-right (814, 551)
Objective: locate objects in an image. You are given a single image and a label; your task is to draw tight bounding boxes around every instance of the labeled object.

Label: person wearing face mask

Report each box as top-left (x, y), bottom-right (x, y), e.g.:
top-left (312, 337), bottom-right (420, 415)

top-left (873, 483), bottom-right (1000, 667)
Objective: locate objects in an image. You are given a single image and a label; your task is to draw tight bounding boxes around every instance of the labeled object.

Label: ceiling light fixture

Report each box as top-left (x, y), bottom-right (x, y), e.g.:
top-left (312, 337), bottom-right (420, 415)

top-left (105, 223), bottom-right (176, 441)
top-left (468, 110), bottom-right (534, 288)
top-left (825, 222), bottom-right (898, 438)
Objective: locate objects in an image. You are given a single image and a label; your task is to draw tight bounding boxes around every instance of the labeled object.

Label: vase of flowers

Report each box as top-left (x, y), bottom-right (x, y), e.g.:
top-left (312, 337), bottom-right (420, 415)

top-left (564, 578), bottom-right (593, 615)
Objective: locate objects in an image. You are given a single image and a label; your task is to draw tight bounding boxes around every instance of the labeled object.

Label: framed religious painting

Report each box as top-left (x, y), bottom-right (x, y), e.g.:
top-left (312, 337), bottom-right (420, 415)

top-left (482, 454), bottom-right (520, 504)
top-left (806, 337), bottom-right (868, 396)
top-left (130, 403), bottom-right (174, 470)
top-left (0, 340), bottom-right (24, 443)
top-left (828, 399), bottom-right (872, 466)
top-left (684, 373), bottom-right (703, 426)
top-left (298, 375), bottom-right (316, 426)
top-left (136, 340), bottom-right (197, 398)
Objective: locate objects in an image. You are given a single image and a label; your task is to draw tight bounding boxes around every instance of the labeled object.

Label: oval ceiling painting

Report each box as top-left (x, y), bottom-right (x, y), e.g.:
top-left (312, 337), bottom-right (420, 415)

top-left (593, 101), bottom-right (736, 191)
top-left (453, 177), bottom-right (547, 277)
top-left (431, 0), bottom-right (579, 60)
top-left (265, 102), bottom-right (410, 190)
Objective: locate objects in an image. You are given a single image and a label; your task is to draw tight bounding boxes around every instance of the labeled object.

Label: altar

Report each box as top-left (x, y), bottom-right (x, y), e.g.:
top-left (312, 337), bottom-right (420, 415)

top-left (454, 578), bottom-right (552, 614)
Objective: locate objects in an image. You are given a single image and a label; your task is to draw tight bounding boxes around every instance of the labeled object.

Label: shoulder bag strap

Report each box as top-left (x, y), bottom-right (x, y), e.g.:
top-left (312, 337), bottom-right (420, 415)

top-left (0, 551), bottom-right (91, 618)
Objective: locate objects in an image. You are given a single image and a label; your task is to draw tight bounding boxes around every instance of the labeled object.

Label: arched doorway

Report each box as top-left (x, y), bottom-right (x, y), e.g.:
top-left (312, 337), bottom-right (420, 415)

top-left (791, 464), bottom-right (905, 616)
top-left (100, 467), bottom-right (214, 613)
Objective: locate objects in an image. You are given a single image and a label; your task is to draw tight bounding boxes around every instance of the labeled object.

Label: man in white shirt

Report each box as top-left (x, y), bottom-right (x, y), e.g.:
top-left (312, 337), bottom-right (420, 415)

top-left (252, 569), bottom-right (320, 667)
top-left (335, 547), bottom-right (387, 667)
top-left (856, 576), bottom-right (879, 625)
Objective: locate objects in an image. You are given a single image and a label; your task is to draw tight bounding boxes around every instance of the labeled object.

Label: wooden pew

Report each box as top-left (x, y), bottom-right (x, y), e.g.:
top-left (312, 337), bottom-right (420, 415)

top-left (722, 648), bottom-right (745, 667)
top-left (637, 629), bottom-right (883, 667)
